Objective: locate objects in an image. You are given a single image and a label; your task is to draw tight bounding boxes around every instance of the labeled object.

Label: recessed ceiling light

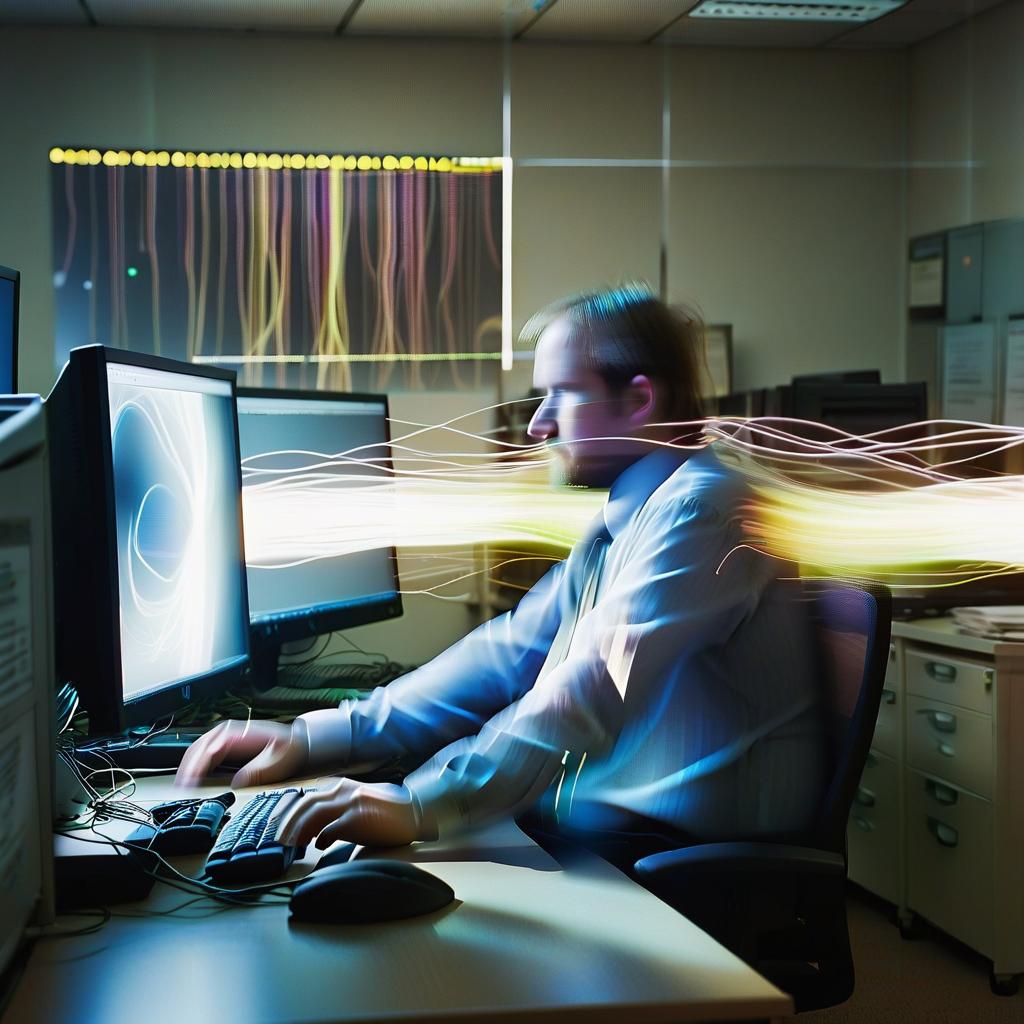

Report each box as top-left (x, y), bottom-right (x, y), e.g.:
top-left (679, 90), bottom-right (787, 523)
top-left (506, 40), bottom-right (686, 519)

top-left (688, 0), bottom-right (905, 22)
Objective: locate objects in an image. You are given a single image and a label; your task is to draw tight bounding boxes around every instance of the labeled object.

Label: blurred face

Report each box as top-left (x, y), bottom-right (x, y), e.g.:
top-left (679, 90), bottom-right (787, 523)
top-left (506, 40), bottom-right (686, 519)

top-left (527, 315), bottom-right (653, 488)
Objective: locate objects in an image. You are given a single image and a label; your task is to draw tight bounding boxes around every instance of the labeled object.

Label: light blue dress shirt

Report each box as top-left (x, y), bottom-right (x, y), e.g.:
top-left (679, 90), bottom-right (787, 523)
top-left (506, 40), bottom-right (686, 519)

top-left (300, 443), bottom-right (825, 842)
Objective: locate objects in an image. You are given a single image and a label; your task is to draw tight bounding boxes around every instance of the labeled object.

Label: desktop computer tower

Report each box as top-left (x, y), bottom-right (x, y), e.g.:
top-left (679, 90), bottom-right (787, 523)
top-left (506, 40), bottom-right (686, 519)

top-left (0, 397), bottom-right (57, 982)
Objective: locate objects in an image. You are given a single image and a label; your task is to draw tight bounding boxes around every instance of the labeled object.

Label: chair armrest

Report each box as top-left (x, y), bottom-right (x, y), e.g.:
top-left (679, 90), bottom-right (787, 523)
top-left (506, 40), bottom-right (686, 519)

top-left (635, 842), bottom-right (846, 881)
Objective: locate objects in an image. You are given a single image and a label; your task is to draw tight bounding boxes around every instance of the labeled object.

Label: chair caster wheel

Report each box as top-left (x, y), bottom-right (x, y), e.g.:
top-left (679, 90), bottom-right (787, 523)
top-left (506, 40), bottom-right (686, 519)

top-left (989, 972), bottom-right (1020, 997)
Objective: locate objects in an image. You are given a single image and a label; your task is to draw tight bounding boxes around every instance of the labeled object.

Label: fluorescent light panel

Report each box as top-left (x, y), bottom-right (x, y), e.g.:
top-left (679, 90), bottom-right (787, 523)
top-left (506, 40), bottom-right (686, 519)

top-left (689, 0), bottom-right (905, 22)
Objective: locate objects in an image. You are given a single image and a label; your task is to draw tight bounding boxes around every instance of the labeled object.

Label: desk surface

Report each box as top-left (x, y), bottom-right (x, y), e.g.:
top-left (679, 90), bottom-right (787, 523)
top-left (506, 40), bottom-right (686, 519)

top-left (7, 775), bottom-right (792, 1024)
top-left (892, 615), bottom-right (1024, 662)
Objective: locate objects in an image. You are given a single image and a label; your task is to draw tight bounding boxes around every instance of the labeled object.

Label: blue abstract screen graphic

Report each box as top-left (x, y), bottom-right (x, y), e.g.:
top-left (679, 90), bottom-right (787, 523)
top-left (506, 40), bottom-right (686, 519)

top-left (106, 363), bottom-right (247, 701)
top-left (236, 394), bottom-right (398, 624)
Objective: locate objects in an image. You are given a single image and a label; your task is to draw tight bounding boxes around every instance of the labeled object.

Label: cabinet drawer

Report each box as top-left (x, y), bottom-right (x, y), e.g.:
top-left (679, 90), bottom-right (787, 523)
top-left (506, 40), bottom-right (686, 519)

top-left (872, 644), bottom-right (901, 758)
top-left (906, 768), bottom-right (994, 958)
top-left (848, 749), bottom-right (900, 904)
top-left (905, 648), bottom-right (994, 715)
top-left (906, 695), bottom-right (993, 798)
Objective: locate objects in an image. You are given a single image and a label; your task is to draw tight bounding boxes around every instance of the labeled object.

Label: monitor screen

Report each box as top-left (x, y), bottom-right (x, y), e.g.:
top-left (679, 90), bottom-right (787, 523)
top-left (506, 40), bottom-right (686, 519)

top-left (236, 390), bottom-right (400, 637)
top-left (106, 361), bottom-right (248, 703)
top-left (0, 269), bottom-right (18, 393)
top-left (792, 381), bottom-right (928, 436)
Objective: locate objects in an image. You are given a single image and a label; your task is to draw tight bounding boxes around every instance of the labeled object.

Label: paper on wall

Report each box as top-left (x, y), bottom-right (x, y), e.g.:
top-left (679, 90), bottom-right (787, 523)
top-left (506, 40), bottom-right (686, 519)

top-left (1003, 319), bottom-right (1024, 427)
top-left (941, 322), bottom-right (996, 423)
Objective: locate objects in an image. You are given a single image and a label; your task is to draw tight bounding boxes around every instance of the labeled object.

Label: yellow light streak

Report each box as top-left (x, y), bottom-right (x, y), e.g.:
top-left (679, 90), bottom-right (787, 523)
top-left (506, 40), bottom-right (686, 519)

top-left (238, 406), bottom-right (1024, 599)
top-left (709, 417), bottom-right (1024, 588)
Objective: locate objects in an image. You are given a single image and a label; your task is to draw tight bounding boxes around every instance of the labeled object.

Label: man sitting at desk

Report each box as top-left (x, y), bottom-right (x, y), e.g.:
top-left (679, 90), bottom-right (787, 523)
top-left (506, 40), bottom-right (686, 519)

top-left (178, 284), bottom-right (824, 860)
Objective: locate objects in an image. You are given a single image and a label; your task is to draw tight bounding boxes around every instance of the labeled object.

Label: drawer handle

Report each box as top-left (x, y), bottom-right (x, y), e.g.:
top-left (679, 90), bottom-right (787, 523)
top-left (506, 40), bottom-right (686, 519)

top-left (855, 786), bottom-right (876, 808)
top-left (984, 669), bottom-right (994, 691)
top-left (853, 816), bottom-right (874, 833)
top-left (918, 709), bottom-right (957, 733)
top-left (926, 817), bottom-right (959, 848)
top-left (936, 741), bottom-right (956, 758)
top-left (888, 645), bottom-right (896, 663)
top-left (881, 688), bottom-right (896, 706)
top-left (925, 779), bottom-right (958, 806)
top-left (925, 661), bottom-right (957, 683)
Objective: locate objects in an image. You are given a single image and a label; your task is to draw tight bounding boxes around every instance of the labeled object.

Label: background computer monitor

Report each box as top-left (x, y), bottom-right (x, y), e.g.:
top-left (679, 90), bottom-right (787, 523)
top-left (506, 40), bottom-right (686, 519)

top-left (791, 380), bottom-right (928, 435)
top-left (0, 265), bottom-right (20, 393)
top-left (47, 347), bottom-right (250, 735)
top-left (236, 387), bottom-right (402, 681)
top-left (791, 369), bottom-right (882, 387)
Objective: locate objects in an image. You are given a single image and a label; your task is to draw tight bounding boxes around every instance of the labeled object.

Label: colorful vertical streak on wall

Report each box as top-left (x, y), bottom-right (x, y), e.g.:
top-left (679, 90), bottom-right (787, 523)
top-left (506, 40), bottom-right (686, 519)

top-left (50, 149), bottom-right (503, 391)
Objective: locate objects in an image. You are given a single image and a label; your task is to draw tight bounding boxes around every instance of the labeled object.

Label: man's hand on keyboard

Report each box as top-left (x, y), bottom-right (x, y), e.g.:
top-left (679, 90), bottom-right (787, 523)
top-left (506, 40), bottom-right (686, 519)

top-left (175, 720), bottom-right (310, 788)
top-left (277, 778), bottom-right (420, 849)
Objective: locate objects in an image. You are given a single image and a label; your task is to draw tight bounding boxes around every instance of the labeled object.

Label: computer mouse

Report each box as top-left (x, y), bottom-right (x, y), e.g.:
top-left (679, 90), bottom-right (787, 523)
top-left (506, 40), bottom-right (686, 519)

top-left (289, 859), bottom-right (455, 924)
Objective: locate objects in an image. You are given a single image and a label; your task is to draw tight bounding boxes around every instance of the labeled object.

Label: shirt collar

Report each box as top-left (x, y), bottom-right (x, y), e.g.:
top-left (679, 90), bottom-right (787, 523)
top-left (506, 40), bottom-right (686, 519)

top-left (602, 443), bottom-right (714, 539)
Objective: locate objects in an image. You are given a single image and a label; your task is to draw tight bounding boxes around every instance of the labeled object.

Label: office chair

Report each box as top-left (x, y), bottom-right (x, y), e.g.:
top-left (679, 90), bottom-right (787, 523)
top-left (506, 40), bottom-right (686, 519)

top-left (633, 579), bottom-right (892, 1013)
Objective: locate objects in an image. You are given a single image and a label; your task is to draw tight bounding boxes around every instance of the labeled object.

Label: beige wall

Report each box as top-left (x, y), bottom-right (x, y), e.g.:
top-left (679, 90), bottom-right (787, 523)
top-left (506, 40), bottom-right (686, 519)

top-left (0, 26), bottom-right (910, 659)
top-left (508, 44), bottom-right (907, 394)
top-left (0, 28), bottom-right (909, 398)
top-left (908, 0), bottom-right (1024, 238)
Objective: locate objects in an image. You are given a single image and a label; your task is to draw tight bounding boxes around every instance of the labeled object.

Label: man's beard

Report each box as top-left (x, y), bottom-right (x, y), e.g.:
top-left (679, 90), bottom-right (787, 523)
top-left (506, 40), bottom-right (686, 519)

top-left (550, 451), bottom-right (621, 489)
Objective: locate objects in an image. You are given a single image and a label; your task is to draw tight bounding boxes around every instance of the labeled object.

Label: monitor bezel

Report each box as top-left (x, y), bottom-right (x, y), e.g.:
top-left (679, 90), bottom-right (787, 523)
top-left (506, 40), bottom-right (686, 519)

top-left (69, 345), bottom-right (250, 733)
top-left (0, 265), bottom-right (20, 393)
top-left (790, 380), bottom-right (928, 432)
top-left (236, 385), bottom-right (404, 646)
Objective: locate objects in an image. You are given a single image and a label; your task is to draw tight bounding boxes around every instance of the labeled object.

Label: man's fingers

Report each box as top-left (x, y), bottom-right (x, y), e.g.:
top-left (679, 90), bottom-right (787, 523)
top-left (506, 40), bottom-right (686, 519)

top-left (313, 815), bottom-right (355, 850)
top-left (280, 799), bottom-right (344, 846)
top-left (175, 724), bottom-right (229, 785)
top-left (279, 783), bottom-right (355, 846)
top-left (230, 738), bottom-right (290, 789)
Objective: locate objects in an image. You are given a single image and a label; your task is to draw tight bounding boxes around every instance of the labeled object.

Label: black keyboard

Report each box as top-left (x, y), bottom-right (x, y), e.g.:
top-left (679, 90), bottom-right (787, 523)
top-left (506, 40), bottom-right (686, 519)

top-left (204, 788), bottom-right (309, 884)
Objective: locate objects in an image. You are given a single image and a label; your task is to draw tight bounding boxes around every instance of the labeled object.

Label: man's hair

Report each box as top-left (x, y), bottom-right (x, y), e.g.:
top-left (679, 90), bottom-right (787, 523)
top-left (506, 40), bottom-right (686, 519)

top-left (520, 283), bottom-right (707, 429)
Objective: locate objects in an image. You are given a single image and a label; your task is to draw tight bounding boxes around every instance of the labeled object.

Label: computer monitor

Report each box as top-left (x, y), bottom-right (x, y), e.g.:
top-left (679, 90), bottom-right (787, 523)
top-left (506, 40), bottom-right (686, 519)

top-left (0, 265), bottom-right (19, 393)
top-left (791, 381), bottom-right (928, 435)
top-left (235, 387), bottom-right (402, 682)
top-left (47, 347), bottom-right (250, 735)
top-left (0, 399), bottom-right (56, 978)
top-left (791, 370), bottom-right (881, 387)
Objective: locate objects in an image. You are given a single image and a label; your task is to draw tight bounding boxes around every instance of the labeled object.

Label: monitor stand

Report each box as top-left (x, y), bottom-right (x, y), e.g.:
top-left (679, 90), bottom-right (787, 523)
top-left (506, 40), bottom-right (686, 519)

top-left (248, 637), bottom-right (284, 692)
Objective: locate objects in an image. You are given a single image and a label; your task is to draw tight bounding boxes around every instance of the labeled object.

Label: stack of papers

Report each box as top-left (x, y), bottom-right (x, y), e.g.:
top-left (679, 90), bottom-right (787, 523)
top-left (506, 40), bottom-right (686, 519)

top-left (951, 606), bottom-right (1024, 642)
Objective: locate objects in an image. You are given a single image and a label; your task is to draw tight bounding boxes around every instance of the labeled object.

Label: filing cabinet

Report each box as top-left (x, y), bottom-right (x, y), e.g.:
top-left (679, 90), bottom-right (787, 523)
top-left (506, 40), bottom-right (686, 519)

top-left (905, 767), bottom-right (994, 959)
top-left (847, 748), bottom-right (900, 905)
top-left (846, 618), bottom-right (1024, 994)
top-left (871, 641), bottom-right (902, 758)
top-left (905, 694), bottom-right (994, 799)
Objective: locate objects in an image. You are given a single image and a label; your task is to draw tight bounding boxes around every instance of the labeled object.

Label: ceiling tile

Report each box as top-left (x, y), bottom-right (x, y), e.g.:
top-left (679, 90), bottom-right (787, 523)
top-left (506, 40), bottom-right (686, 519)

top-left (1, 0), bottom-right (1008, 47)
top-left (523, 0), bottom-right (696, 43)
top-left (834, 0), bottom-right (1008, 48)
top-left (347, 0), bottom-right (535, 37)
top-left (86, 0), bottom-right (351, 32)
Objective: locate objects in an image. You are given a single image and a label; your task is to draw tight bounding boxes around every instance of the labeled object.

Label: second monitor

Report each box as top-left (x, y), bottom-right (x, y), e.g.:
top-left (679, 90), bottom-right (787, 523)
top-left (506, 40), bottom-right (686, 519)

top-left (236, 388), bottom-right (402, 684)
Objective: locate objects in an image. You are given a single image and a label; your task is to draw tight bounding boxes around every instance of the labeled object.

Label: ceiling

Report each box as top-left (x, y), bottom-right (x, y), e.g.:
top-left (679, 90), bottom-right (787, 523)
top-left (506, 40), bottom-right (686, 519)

top-left (0, 0), bottom-right (1007, 49)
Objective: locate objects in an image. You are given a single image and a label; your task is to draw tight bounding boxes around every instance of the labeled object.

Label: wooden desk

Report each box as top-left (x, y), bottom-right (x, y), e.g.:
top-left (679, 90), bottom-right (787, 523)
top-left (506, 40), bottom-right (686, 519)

top-left (6, 775), bottom-right (792, 1024)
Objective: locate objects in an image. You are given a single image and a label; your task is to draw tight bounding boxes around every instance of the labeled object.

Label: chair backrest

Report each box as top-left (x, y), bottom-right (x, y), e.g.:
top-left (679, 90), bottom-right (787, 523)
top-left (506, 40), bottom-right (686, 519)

top-left (806, 579), bottom-right (892, 853)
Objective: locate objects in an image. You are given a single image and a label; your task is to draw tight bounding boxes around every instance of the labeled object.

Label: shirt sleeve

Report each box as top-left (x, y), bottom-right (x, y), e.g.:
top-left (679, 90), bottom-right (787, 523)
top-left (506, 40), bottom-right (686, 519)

top-left (403, 496), bottom-right (768, 839)
top-left (297, 559), bottom-right (567, 775)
